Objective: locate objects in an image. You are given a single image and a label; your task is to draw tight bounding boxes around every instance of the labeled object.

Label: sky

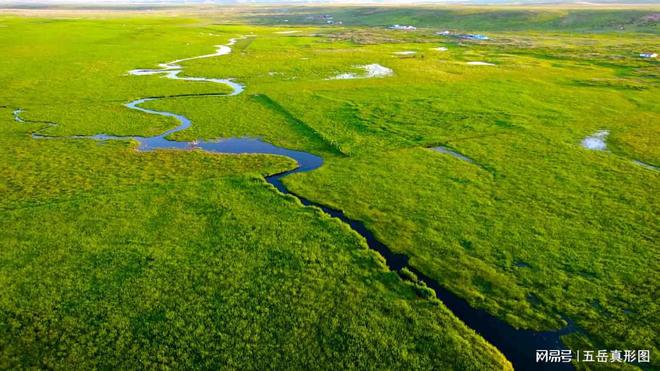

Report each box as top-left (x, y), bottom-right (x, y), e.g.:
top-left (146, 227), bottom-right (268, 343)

top-left (1, 0), bottom-right (654, 5)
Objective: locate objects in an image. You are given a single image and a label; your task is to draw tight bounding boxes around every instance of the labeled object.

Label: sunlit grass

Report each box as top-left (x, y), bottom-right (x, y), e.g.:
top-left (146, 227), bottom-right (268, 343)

top-left (0, 9), bottom-right (657, 369)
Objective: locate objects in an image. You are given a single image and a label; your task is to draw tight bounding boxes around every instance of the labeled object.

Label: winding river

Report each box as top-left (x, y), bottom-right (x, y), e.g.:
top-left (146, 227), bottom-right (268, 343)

top-left (14, 36), bottom-right (575, 370)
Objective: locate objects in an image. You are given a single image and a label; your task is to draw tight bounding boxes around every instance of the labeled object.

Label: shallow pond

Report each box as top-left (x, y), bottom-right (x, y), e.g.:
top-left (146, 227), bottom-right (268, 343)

top-left (328, 64), bottom-right (393, 80)
top-left (581, 130), bottom-right (609, 151)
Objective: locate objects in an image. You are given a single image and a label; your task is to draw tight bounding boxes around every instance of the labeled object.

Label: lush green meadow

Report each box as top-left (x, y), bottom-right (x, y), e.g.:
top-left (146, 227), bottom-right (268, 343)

top-left (0, 15), bottom-right (509, 369)
top-left (1, 6), bottom-right (658, 369)
top-left (239, 6), bottom-right (659, 33)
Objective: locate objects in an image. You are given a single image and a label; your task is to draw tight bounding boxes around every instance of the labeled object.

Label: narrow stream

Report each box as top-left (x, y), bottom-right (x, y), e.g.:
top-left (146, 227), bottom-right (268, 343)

top-left (432, 145), bottom-right (476, 163)
top-left (633, 160), bottom-right (659, 171)
top-left (14, 37), bottom-right (577, 370)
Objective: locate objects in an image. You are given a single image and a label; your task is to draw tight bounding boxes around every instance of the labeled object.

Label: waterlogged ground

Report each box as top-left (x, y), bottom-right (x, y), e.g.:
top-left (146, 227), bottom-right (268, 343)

top-left (0, 9), bottom-right (659, 369)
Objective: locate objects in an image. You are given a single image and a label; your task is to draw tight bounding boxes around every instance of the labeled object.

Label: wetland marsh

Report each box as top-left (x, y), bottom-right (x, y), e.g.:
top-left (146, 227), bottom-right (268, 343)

top-left (0, 5), bottom-right (658, 370)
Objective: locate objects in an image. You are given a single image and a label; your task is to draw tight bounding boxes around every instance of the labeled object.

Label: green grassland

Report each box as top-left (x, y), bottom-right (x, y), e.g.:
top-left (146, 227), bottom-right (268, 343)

top-left (0, 16), bottom-right (510, 369)
top-left (146, 24), bottom-right (659, 361)
top-left (0, 145), bottom-right (507, 368)
top-left (240, 6), bottom-right (659, 33)
top-left (1, 6), bottom-right (658, 369)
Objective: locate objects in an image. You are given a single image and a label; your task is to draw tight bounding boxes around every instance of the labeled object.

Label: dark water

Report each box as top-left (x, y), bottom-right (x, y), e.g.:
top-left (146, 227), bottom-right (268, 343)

top-left (18, 96), bottom-right (576, 370)
top-left (14, 39), bottom-right (577, 370)
top-left (20, 98), bottom-right (576, 369)
top-left (268, 169), bottom-right (574, 371)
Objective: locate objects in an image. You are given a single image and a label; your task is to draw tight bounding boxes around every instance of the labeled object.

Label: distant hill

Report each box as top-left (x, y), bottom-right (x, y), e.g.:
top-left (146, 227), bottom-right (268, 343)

top-left (1, 1), bottom-right (658, 34)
